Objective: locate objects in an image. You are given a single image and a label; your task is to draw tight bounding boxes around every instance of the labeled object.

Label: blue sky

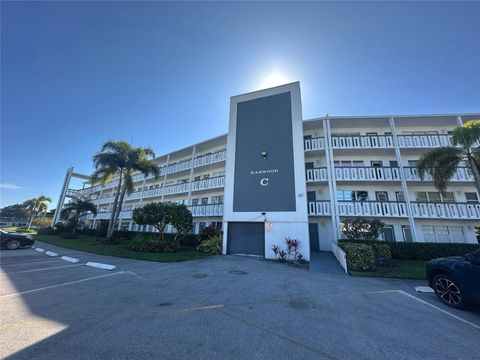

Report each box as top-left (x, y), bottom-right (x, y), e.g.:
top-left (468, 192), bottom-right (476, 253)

top-left (1, 1), bottom-right (479, 208)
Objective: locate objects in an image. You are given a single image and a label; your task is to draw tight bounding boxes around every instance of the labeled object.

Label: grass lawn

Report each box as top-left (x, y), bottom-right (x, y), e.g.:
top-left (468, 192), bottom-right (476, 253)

top-left (35, 234), bottom-right (210, 262)
top-left (350, 260), bottom-right (427, 280)
top-left (1, 227), bottom-right (37, 234)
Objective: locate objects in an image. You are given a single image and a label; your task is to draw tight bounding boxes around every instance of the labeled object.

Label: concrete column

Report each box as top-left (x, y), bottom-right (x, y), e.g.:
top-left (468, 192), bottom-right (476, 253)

top-left (187, 145), bottom-right (196, 205)
top-left (161, 154), bottom-right (170, 202)
top-left (390, 117), bottom-right (417, 242)
top-left (323, 118), bottom-right (339, 241)
top-left (52, 167), bottom-right (73, 226)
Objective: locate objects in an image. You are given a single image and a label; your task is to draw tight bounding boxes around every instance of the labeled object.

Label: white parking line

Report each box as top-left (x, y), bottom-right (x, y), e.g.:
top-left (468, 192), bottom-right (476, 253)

top-left (397, 290), bottom-right (480, 331)
top-left (4, 264), bottom-right (83, 275)
top-left (1, 271), bottom-right (127, 298)
top-left (61, 256), bottom-right (80, 263)
top-left (45, 251), bottom-right (59, 257)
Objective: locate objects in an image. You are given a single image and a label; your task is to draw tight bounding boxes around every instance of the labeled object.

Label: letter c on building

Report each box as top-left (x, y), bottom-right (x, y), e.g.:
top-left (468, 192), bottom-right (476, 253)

top-left (260, 178), bottom-right (269, 186)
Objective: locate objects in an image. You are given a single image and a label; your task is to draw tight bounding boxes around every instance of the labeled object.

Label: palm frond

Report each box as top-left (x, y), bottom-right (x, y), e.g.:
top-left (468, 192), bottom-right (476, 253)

top-left (417, 147), bottom-right (463, 195)
top-left (124, 172), bottom-right (135, 195)
top-left (451, 123), bottom-right (480, 149)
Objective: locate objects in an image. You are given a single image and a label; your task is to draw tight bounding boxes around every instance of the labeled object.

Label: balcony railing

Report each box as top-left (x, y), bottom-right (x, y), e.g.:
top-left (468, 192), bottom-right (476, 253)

top-left (397, 134), bottom-right (453, 148)
top-left (85, 210), bottom-right (132, 220)
top-left (306, 167), bottom-right (328, 182)
top-left (190, 176), bottom-right (225, 192)
top-left (335, 166), bottom-right (401, 181)
top-left (161, 159), bottom-right (192, 176)
top-left (411, 202), bottom-right (480, 219)
top-left (188, 204), bottom-right (223, 217)
top-left (194, 150), bottom-right (226, 167)
top-left (304, 137), bottom-right (325, 151)
top-left (307, 201), bottom-right (331, 215)
top-left (403, 166), bottom-right (474, 182)
top-left (337, 201), bottom-right (408, 217)
top-left (331, 135), bottom-right (394, 149)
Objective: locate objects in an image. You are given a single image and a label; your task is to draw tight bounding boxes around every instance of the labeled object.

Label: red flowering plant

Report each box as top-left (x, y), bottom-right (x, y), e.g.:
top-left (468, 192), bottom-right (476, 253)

top-left (271, 237), bottom-right (305, 264)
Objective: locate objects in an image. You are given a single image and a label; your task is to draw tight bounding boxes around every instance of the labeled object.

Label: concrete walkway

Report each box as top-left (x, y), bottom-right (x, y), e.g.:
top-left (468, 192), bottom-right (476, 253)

top-left (309, 251), bottom-right (346, 275)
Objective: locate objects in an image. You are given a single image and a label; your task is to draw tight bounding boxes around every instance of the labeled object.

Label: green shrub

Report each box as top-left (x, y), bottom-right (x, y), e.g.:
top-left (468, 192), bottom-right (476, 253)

top-left (339, 239), bottom-right (480, 261)
top-left (60, 232), bottom-right (80, 239)
top-left (342, 243), bottom-right (376, 271)
top-left (37, 227), bottom-right (59, 235)
top-left (341, 217), bottom-right (384, 241)
top-left (371, 243), bottom-right (392, 266)
top-left (126, 234), bottom-right (180, 253)
top-left (199, 225), bottom-right (221, 241)
top-left (197, 235), bottom-right (223, 255)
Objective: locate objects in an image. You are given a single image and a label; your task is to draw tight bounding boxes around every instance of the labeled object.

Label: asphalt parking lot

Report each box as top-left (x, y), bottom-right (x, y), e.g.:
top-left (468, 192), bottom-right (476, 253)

top-left (1, 241), bottom-right (479, 360)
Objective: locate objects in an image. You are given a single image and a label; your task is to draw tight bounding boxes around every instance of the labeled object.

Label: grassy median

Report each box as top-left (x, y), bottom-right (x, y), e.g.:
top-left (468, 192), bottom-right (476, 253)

top-left (349, 260), bottom-right (427, 280)
top-left (35, 234), bottom-right (210, 262)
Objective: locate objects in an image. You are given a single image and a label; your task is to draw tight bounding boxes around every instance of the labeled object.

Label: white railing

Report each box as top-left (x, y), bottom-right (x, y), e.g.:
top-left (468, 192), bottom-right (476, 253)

top-left (304, 137), bottom-right (325, 151)
top-left (335, 166), bottom-right (401, 181)
top-left (411, 202), bottom-right (480, 219)
top-left (331, 135), bottom-right (394, 149)
top-left (86, 210), bottom-right (132, 220)
top-left (161, 159), bottom-right (192, 176)
top-left (397, 134), bottom-right (453, 148)
top-left (308, 201), bottom-right (331, 215)
top-left (188, 204), bottom-right (223, 217)
top-left (92, 197), bottom-right (113, 205)
top-left (190, 176), bottom-right (225, 192)
top-left (404, 166), bottom-right (474, 182)
top-left (194, 150), bottom-right (226, 167)
top-left (331, 242), bottom-right (348, 274)
top-left (306, 168), bottom-right (328, 182)
top-left (337, 201), bottom-right (408, 217)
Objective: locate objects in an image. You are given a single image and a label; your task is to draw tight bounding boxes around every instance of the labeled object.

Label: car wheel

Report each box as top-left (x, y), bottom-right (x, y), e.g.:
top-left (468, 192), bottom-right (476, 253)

top-left (432, 274), bottom-right (466, 309)
top-left (6, 239), bottom-right (21, 250)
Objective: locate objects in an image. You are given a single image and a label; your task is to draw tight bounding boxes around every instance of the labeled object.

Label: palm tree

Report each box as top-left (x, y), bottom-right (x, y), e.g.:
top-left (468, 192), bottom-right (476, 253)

top-left (417, 120), bottom-right (480, 196)
top-left (24, 195), bottom-right (52, 229)
top-left (91, 140), bottom-right (159, 241)
top-left (60, 198), bottom-right (97, 234)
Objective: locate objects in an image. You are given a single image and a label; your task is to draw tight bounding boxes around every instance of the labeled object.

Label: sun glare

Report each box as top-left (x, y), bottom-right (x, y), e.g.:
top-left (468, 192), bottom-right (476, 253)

top-left (258, 73), bottom-right (290, 90)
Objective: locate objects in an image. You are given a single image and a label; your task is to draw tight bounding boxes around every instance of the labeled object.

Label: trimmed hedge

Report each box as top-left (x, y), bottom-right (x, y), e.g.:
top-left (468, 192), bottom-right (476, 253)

top-left (126, 234), bottom-right (180, 253)
top-left (371, 244), bottom-right (392, 266)
top-left (59, 232), bottom-right (80, 239)
top-left (341, 243), bottom-right (376, 271)
top-left (339, 240), bottom-right (480, 261)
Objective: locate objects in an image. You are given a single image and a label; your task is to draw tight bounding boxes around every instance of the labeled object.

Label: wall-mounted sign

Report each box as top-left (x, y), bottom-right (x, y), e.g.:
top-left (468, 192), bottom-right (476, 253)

top-left (265, 221), bottom-right (273, 232)
top-left (233, 92), bottom-right (296, 212)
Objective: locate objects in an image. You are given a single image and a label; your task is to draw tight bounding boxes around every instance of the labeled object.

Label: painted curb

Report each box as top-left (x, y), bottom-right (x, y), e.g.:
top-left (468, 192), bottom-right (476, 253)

top-left (35, 248), bottom-right (45, 253)
top-left (45, 251), bottom-right (59, 257)
top-left (61, 256), bottom-right (80, 263)
top-left (85, 262), bottom-right (116, 271)
top-left (415, 286), bottom-right (434, 293)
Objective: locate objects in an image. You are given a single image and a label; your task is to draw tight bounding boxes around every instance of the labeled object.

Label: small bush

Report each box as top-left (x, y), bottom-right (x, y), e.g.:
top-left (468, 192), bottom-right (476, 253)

top-left (60, 232), bottom-right (80, 239)
top-left (199, 225), bottom-right (221, 241)
top-left (126, 234), bottom-right (180, 253)
top-left (37, 227), bottom-right (59, 235)
top-left (342, 217), bottom-right (385, 241)
top-left (371, 243), bottom-right (392, 266)
top-left (197, 234), bottom-right (222, 255)
top-left (342, 243), bottom-right (376, 271)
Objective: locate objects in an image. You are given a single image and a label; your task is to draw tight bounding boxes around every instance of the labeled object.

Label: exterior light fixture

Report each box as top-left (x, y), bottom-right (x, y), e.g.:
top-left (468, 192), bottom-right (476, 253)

top-left (260, 150), bottom-right (267, 159)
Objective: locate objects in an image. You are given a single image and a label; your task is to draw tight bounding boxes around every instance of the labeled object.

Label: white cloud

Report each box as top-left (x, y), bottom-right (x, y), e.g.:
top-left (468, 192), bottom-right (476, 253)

top-left (0, 183), bottom-right (23, 190)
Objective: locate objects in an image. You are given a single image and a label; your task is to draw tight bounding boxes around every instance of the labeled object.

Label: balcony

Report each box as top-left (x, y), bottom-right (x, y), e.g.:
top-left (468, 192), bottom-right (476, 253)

top-left (188, 204), bottom-right (223, 217)
top-left (306, 167), bottom-right (328, 182)
top-left (411, 202), bottom-right (480, 220)
top-left (190, 176), bottom-right (225, 192)
top-left (397, 134), bottom-right (453, 148)
top-left (304, 137), bottom-right (325, 151)
top-left (335, 166), bottom-right (401, 181)
top-left (160, 159), bottom-right (192, 176)
top-left (85, 210), bottom-right (132, 221)
top-left (307, 201), bottom-right (331, 215)
top-left (193, 150), bottom-right (226, 167)
top-left (337, 201), bottom-right (408, 217)
top-left (331, 135), bottom-right (394, 149)
top-left (404, 166), bottom-right (474, 182)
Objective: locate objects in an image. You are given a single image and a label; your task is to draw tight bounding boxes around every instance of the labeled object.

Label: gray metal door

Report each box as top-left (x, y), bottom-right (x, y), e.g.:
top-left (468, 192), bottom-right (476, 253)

top-left (309, 223), bottom-right (320, 252)
top-left (228, 222), bottom-right (264, 256)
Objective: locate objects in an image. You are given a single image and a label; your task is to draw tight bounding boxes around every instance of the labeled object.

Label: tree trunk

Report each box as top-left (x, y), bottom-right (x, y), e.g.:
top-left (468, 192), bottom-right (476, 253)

top-left (111, 173), bottom-right (129, 240)
top-left (154, 223), bottom-right (166, 239)
top-left (27, 214), bottom-right (34, 230)
top-left (72, 215), bottom-right (78, 235)
top-left (107, 172), bottom-right (123, 241)
top-left (467, 154), bottom-right (480, 196)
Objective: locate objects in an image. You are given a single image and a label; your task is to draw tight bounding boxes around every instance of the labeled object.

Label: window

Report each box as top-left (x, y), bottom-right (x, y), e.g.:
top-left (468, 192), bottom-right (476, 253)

top-left (191, 198), bottom-right (199, 206)
top-left (375, 191), bottom-right (389, 202)
top-left (465, 192), bottom-right (479, 203)
top-left (421, 225), bottom-right (464, 243)
top-left (201, 197), bottom-right (208, 205)
top-left (396, 192), bottom-right (405, 202)
top-left (336, 190), bottom-right (369, 201)
top-left (408, 160), bottom-right (418, 167)
top-left (389, 160), bottom-right (398, 167)
top-left (334, 160), bottom-right (365, 167)
top-left (203, 174), bottom-right (210, 179)
top-left (194, 176), bottom-right (201, 182)
top-left (415, 191), bottom-right (454, 202)
top-left (382, 225), bottom-right (395, 242)
top-left (402, 225), bottom-right (413, 242)
top-left (199, 222), bottom-right (206, 233)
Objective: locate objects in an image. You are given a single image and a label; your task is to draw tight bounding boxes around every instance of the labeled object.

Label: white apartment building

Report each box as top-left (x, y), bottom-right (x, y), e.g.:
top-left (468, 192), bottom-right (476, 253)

top-left (53, 82), bottom-right (480, 261)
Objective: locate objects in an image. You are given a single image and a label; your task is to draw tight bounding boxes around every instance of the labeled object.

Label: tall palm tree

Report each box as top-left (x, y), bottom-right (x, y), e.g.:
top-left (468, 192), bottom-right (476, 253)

top-left (91, 140), bottom-right (159, 241)
top-left (24, 195), bottom-right (52, 229)
top-left (60, 198), bottom-right (97, 234)
top-left (417, 120), bottom-right (480, 196)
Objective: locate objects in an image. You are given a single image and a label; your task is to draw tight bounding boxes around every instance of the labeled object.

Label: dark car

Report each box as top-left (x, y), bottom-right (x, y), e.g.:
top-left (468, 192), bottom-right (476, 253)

top-left (0, 229), bottom-right (35, 250)
top-left (427, 249), bottom-right (480, 309)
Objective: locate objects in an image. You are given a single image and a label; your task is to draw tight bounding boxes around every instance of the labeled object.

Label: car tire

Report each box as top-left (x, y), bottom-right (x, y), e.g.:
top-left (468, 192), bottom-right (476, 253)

top-left (6, 239), bottom-right (21, 250)
top-left (432, 274), bottom-right (467, 309)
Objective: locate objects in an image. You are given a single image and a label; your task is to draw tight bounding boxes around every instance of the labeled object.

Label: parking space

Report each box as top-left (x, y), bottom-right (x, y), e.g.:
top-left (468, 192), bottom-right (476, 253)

top-left (1, 242), bottom-right (479, 359)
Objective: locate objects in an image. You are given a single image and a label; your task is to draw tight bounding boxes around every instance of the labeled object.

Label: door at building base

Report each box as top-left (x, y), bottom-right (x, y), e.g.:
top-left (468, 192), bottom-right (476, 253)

top-left (309, 223), bottom-right (319, 252)
top-left (228, 222), bottom-right (264, 256)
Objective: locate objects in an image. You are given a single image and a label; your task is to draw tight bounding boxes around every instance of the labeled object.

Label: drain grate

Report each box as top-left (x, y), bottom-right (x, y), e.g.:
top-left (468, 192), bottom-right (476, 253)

top-left (228, 270), bottom-right (248, 275)
top-left (192, 273), bottom-right (208, 278)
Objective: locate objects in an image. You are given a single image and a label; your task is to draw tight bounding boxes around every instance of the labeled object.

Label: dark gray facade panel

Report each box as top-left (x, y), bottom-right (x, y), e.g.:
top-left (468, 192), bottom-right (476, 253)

top-left (228, 222), bottom-right (264, 256)
top-left (233, 92), bottom-right (296, 212)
